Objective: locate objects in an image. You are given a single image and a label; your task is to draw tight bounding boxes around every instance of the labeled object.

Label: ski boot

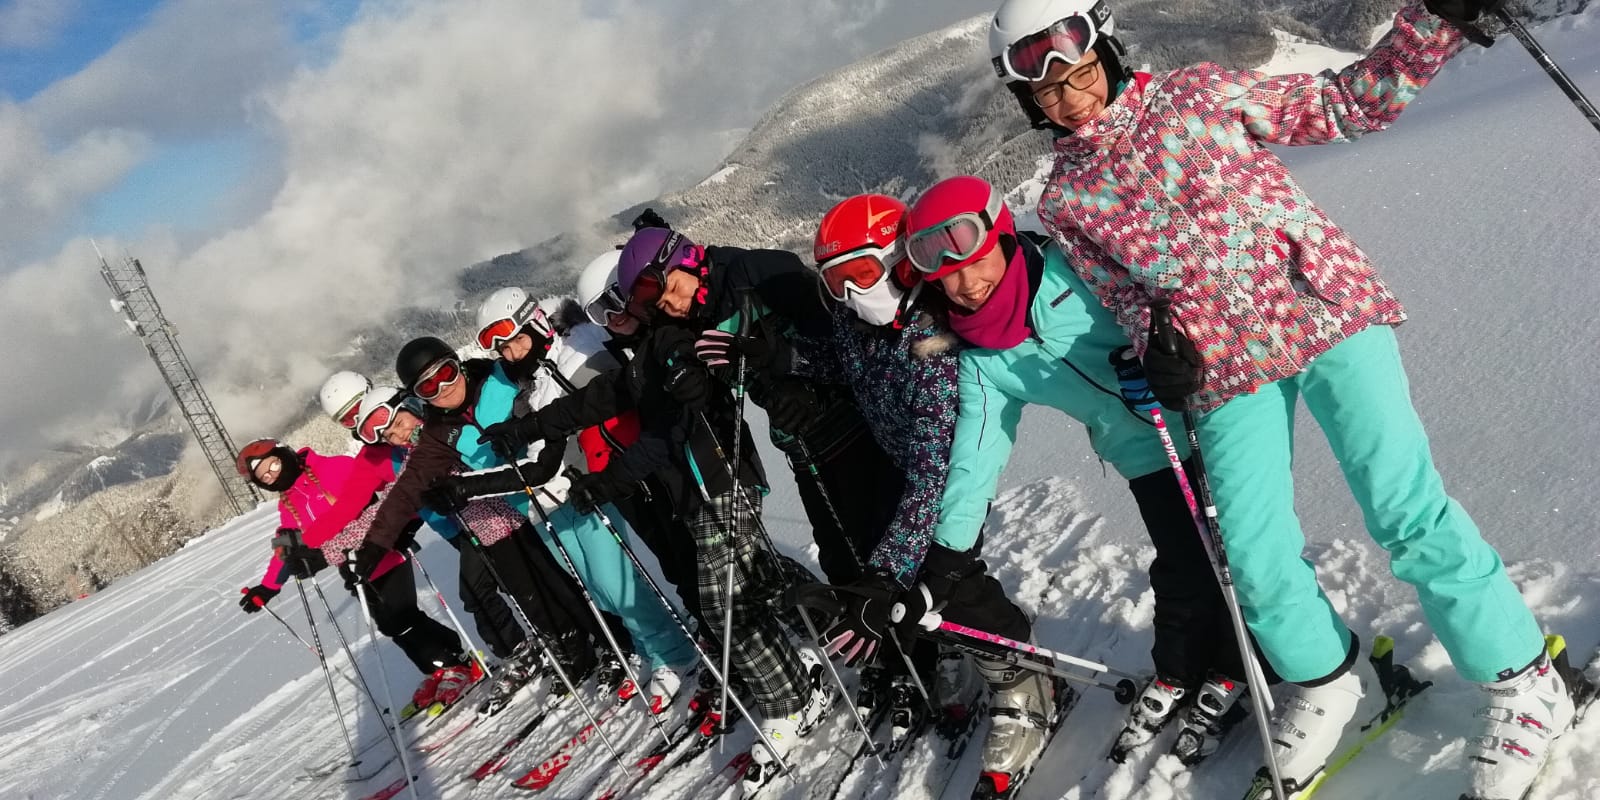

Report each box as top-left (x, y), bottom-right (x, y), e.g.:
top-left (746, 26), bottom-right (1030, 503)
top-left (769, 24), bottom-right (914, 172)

top-left (1461, 635), bottom-right (1585, 800)
top-left (744, 665), bottom-right (835, 797)
top-left (645, 665), bottom-right (684, 714)
top-left (1246, 641), bottom-right (1377, 799)
top-left (1109, 675), bottom-right (1186, 763)
top-left (855, 663), bottom-right (891, 720)
top-left (433, 660), bottom-right (483, 707)
top-left (596, 648), bottom-right (632, 697)
top-left (478, 641), bottom-right (545, 717)
top-left (1171, 674), bottom-right (1247, 765)
top-left (934, 650), bottom-right (985, 741)
top-left (974, 656), bottom-right (1069, 799)
top-left (887, 673), bottom-right (930, 755)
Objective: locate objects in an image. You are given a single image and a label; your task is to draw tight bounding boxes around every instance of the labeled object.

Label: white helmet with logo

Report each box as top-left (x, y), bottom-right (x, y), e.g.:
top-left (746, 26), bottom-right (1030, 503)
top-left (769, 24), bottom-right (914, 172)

top-left (989, 0), bottom-right (1128, 130)
top-left (475, 287), bottom-right (553, 351)
top-left (576, 250), bottom-right (626, 328)
top-left (319, 370), bottom-right (371, 429)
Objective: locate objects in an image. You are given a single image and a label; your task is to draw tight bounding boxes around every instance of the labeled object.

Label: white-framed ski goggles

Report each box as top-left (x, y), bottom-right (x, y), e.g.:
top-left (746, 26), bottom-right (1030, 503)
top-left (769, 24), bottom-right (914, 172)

top-left (906, 184), bottom-right (1007, 274)
top-left (583, 283), bottom-right (631, 328)
top-left (817, 240), bottom-right (904, 301)
top-left (992, 0), bottom-right (1111, 83)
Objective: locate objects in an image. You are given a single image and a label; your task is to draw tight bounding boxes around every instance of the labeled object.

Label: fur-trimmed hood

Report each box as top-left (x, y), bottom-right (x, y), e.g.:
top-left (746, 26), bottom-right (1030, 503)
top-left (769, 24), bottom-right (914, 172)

top-left (536, 295), bottom-right (588, 335)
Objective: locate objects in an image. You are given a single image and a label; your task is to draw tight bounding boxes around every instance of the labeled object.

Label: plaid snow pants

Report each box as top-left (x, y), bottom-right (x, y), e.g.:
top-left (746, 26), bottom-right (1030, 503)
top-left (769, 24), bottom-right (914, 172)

top-left (689, 490), bottom-right (807, 719)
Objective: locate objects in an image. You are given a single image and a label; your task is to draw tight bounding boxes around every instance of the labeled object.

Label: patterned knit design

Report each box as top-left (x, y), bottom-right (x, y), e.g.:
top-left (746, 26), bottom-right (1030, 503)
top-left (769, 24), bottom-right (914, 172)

top-left (320, 496), bottom-right (382, 567)
top-left (826, 304), bottom-right (960, 588)
top-left (454, 496), bottom-right (527, 547)
top-left (1038, 0), bottom-right (1462, 410)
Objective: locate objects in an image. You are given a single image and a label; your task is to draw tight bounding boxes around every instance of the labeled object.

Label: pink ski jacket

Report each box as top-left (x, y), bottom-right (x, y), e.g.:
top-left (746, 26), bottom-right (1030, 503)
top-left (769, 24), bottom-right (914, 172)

top-left (1038, 0), bottom-right (1465, 410)
top-left (259, 447), bottom-right (406, 590)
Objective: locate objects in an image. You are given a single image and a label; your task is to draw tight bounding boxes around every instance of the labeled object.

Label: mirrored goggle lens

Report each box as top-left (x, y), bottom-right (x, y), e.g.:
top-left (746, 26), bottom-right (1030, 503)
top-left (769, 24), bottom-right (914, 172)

top-left (357, 404), bottom-right (396, 444)
top-left (414, 359), bottom-right (461, 399)
top-left (336, 398), bottom-right (363, 430)
top-left (477, 318), bottom-right (519, 351)
top-left (820, 254), bottom-right (889, 301)
top-left (908, 215), bottom-right (989, 273)
top-left (626, 271), bottom-right (666, 316)
top-left (1004, 15), bottom-right (1094, 81)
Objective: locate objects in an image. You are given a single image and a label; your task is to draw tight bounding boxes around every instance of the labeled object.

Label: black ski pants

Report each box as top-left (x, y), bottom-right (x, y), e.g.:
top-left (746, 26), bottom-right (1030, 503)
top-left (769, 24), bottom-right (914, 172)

top-left (1130, 461), bottom-right (1277, 689)
top-left (793, 431), bottom-right (905, 586)
top-left (449, 535), bottom-right (525, 659)
top-left (352, 560), bottom-right (466, 675)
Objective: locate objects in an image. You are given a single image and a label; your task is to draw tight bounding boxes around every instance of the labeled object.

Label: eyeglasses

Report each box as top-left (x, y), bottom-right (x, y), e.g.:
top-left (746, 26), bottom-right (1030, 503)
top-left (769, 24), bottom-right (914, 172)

top-left (356, 402), bottom-right (399, 445)
top-left (1030, 60), bottom-right (1101, 108)
top-left (412, 358), bottom-right (462, 401)
top-left (906, 185), bottom-right (1007, 273)
top-left (334, 396), bottom-right (363, 430)
top-left (991, 0), bottom-right (1109, 82)
top-left (817, 241), bottom-right (902, 301)
top-left (235, 438), bottom-right (278, 476)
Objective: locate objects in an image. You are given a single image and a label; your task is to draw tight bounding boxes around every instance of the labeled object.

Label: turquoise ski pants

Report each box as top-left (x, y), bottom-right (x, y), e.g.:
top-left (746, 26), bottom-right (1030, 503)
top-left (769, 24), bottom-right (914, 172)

top-left (534, 502), bottom-right (696, 672)
top-left (1195, 324), bottom-right (1543, 684)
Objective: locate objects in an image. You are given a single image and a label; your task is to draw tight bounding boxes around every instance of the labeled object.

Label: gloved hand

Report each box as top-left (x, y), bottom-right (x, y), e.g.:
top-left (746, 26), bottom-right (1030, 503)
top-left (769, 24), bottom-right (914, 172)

top-left (1425, 0), bottom-right (1504, 25)
top-left (763, 378), bottom-right (824, 435)
top-left (919, 542), bottom-right (980, 611)
top-left (567, 470), bottom-right (633, 515)
top-left (631, 208), bottom-right (670, 231)
top-left (396, 518), bottom-right (424, 554)
top-left (1142, 300), bottom-right (1203, 411)
top-left (694, 329), bottom-right (784, 372)
top-left (663, 362), bottom-right (714, 410)
top-left (421, 476), bottom-right (473, 514)
top-left (238, 584), bottom-right (279, 613)
top-left (283, 544), bottom-right (328, 579)
top-left (819, 573), bottom-right (903, 667)
top-left (346, 543), bottom-right (390, 589)
top-left (478, 413), bottom-right (556, 461)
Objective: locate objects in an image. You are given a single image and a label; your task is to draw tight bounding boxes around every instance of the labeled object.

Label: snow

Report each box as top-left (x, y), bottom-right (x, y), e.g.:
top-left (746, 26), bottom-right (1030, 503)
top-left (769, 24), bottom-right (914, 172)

top-left (32, 491), bottom-right (65, 523)
top-left (4, 11), bottom-right (1600, 800)
top-left (87, 456), bottom-right (116, 471)
top-left (699, 164), bottom-right (742, 186)
top-left (1255, 30), bottom-right (1362, 75)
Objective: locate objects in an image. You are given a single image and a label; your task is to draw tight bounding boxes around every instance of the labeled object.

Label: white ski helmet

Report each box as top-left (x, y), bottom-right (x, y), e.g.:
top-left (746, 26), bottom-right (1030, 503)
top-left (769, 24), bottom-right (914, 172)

top-left (353, 384), bottom-right (407, 444)
top-left (989, 0), bottom-right (1129, 130)
top-left (475, 286), bottom-right (553, 351)
top-left (576, 250), bottom-right (626, 328)
top-left (319, 370), bottom-right (371, 429)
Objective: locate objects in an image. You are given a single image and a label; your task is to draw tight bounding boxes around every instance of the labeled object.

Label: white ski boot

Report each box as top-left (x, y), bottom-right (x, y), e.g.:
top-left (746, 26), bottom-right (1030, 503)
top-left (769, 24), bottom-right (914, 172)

top-left (1110, 675), bottom-right (1186, 762)
top-left (743, 653), bottom-right (836, 795)
top-left (1461, 642), bottom-right (1576, 800)
top-left (1172, 674), bottom-right (1247, 765)
top-left (934, 650), bottom-right (985, 740)
top-left (1260, 652), bottom-right (1378, 797)
top-left (976, 656), bottom-right (1062, 798)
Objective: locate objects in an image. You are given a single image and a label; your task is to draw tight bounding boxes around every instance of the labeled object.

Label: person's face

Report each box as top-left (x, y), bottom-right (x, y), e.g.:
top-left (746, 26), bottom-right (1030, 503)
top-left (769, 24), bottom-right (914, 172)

top-left (426, 370), bottom-right (469, 410)
top-left (382, 409), bottom-right (422, 446)
top-left (497, 332), bottom-right (533, 363)
top-left (937, 245), bottom-right (1009, 311)
top-left (1031, 52), bottom-right (1109, 130)
top-left (251, 455), bottom-right (283, 486)
top-left (606, 312), bottom-right (641, 337)
top-left (655, 269), bottom-right (700, 319)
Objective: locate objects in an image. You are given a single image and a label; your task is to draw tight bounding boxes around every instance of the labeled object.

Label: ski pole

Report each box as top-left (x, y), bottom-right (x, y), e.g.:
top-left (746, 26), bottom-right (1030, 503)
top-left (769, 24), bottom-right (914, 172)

top-left (1493, 8), bottom-right (1600, 135)
top-left (409, 552), bottom-right (492, 679)
top-left (565, 472), bottom-right (795, 774)
top-left (306, 578), bottom-right (406, 761)
top-left (352, 579), bottom-right (423, 800)
top-left (796, 603), bottom-right (885, 766)
top-left (720, 293), bottom-right (753, 747)
top-left (921, 626), bottom-right (1139, 701)
top-left (288, 579), bottom-right (364, 773)
top-left (931, 619), bottom-right (1143, 688)
top-left (261, 601), bottom-right (366, 695)
top-left (522, 479), bottom-right (673, 748)
top-left (1110, 342), bottom-right (1286, 800)
top-left (448, 509), bottom-right (633, 774)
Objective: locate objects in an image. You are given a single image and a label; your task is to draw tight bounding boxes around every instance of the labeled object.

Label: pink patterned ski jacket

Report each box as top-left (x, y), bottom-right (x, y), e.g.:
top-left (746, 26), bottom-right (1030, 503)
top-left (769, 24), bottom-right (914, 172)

top-left (1038, 0), bottom-right (1465, 410)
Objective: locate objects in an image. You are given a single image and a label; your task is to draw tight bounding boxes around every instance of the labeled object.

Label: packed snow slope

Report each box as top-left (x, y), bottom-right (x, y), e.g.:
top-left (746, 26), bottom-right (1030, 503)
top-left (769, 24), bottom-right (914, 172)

top-left (3, 10), bottom-right (1600, 800)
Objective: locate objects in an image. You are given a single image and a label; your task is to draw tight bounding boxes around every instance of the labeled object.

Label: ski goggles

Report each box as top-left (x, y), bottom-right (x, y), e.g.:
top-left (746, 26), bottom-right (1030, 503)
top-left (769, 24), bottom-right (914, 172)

top-left (992, 0), bottom-right (1110, 82)
top-left (583, 283), bottom-right (630, 328)
top-left (906, 186), bottom-right (1007, 274)
top-left (235, 438), bottom-right (278, 476)
top-left (412, 358), bottom-right (462, 401)
top-left (817, 241), bottom-right (902, 301)
top-left (333, 395), bottom-right (364, 430)
top-left (355, 401), bottom-right (400, 445)
top-left (625, 268), bottom-right (667, 318)
top-left (476, 299), bottom-right (542, 351)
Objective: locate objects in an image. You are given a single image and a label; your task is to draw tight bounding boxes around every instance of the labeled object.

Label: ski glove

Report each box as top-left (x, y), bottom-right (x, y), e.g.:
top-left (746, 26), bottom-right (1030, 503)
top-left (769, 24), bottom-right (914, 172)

top-left (346, 543), bottom-right (389, 589)
top-left (761, 378), bottom-right (824, 435)
top-left (567, 470), bottom-right (633, 516)
top-left (694, 329), bottom-right (786, 373)
top-left (239, 584), bottom-right (279, 613)
top-left (631, 208), bottom-right (670, 231)
top-left (1141, 300), bottom-right (1203, 411)
top-left (663, 362), bottom-right (714, 411)
top-left (1425, 0), bottom-right (1504, 25)
top-left (478, 413), bottom-right (557, 461)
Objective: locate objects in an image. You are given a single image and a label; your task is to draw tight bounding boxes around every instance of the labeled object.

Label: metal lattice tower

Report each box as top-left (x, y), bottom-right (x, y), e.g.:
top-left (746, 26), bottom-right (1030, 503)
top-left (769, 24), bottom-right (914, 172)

top-left (96, 245), bottom-right (261, 515)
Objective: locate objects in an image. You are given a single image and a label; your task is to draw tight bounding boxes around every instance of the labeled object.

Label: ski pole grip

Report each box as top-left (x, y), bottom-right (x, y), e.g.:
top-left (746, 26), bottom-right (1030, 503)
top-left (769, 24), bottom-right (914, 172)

top-left (1109, 346), bottom-right (1160, 412)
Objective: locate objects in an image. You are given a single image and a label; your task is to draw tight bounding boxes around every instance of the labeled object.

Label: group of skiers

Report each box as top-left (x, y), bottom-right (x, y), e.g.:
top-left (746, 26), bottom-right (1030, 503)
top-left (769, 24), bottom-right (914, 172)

top-left (230, 0), bottom-right (1577, 798)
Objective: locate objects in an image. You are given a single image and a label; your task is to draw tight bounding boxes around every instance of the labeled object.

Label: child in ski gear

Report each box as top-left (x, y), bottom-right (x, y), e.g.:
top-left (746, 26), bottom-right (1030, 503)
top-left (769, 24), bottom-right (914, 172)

top-left (480, 231), bottom-right (834, 774)
top-left (910, 175), bottom-right (1267, 764)
top-left (994, 0), bottom-right (1565, 794)
top-left (234, 437), bottom-right (473, 695)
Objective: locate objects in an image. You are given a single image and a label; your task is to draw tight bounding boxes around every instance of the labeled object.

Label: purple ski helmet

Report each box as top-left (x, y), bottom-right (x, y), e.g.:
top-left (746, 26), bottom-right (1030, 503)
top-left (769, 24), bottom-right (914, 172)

top-left (616, 227), bottom-right (701, 297)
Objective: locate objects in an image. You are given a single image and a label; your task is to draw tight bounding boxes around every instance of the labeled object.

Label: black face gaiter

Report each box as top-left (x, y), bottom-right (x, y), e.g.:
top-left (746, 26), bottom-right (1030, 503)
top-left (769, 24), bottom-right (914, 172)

top-left (256, 446), bottom-right (303, 493)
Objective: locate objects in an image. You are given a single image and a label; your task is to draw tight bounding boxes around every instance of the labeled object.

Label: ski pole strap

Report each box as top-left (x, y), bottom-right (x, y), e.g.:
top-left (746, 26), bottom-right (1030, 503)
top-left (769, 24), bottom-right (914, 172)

top-left (1108, 346), bottom-right (1160, 412)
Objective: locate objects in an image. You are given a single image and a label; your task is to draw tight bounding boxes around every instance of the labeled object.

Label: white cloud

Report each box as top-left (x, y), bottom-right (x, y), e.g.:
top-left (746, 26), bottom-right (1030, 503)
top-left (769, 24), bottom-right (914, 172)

top-left (0, 0), bottom-right (77, 49)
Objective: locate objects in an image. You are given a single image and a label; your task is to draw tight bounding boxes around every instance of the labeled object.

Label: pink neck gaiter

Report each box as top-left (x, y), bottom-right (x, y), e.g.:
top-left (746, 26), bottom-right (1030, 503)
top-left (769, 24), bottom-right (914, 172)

top-left (948, 247), bottom-right (1033, 349)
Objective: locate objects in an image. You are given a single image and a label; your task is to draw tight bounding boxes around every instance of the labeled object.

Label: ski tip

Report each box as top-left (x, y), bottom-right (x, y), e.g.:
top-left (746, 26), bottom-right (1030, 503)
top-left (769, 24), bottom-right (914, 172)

top-left (1371, 635), bottom-right (1395, 661)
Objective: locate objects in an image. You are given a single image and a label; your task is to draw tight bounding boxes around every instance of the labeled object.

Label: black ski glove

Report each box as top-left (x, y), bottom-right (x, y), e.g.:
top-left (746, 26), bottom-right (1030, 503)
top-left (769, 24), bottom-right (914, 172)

top-left (478, 413), bottom-right (557, 461)
top-left (1425, 0), bottom-right (1504, 26)
top-left (694, 329), bottom-right (787, 373)
top-left (568, 470), bottom-right (634, 516)
top-left (1141, 300), bottom-right (1203, 411)
top-left (663, 362), bottom-right (714, 411)
top-left (919, 542), bottom-right (982, 608)
top-left (422, 476), bottom-right (474, 515)
top-left (346, 543), bottom-right (390, 589)
top-left (271, 528), bottom-right (327, 579)
top-left (631, 208), bottom-right (670, 231)
top-left (762, 378), bottom-right (824, 435)
top-left (238, 584), bottom-right (279, 613)
top-left (818, 573), bottom-right (901, 667)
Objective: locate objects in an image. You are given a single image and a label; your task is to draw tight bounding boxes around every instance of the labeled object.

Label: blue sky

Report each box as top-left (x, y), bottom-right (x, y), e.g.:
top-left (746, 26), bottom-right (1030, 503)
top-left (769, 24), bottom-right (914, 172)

top-left (0, 1), bottom-right (162, 101)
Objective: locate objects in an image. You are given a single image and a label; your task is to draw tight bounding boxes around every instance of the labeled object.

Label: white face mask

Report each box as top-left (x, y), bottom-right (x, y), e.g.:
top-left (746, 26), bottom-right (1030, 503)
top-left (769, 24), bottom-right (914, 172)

top-left (844, 278), bottom-right (914, 327)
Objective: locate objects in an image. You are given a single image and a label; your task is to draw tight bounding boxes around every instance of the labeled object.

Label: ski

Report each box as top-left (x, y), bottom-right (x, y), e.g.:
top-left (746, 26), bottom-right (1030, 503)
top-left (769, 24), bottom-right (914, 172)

top-left (468, 691), bottom-right (573, 781)
top-left (358, 776), bottom-right (412, 800)
top-left (511, 703), bottom-right (627, 791)
top-left (970, 678), bottom-right (1080, 800)
top-left (1241, 635), bottom-right (1431, 800)
top-left (590, 694), bottom-right (718, 800)
top-left (802, 700), bottom-right (892, 800)
top-left (922, 693), bottom-right (989, 800)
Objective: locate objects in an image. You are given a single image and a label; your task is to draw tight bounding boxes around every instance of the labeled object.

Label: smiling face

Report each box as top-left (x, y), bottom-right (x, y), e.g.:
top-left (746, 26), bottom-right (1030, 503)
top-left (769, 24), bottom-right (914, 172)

top-left (497, 331), bottom-right (533, 363)
top-left (936, 244), bottom-right (1009, 311)
top-left (425, 370), bottom-right (469, 410)
top-left (655, 269), bottom-right (699, 319)
top-left (1031, 52), bottom-right (1110, 131)
top-left (382, 409), bottom-right (423, 446)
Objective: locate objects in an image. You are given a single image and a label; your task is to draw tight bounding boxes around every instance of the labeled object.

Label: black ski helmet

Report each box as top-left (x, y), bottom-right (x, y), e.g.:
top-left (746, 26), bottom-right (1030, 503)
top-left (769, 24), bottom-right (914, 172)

top-left (396, 336), bottom-right (457, 390)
